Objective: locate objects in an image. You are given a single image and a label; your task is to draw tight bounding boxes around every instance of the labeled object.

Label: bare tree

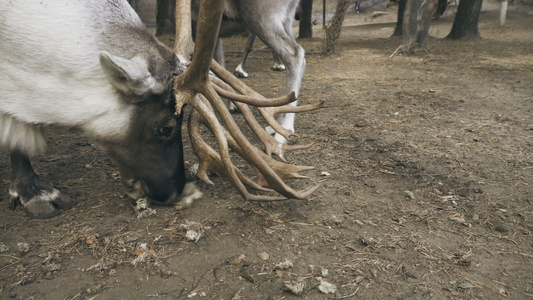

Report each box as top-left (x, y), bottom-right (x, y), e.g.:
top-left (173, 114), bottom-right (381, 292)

top-left (392, 0), bottom-right (447, 37)
top-left (322, 0), bottom-right (350, 55)
top-left (156, 0), bottom-right (175, 36)
top-left (392, 0), bottom-right (408, 36)
top-left (446, 0), bottom-right (483, 39)
top-left (400, 0), bottom-right (438, 53)
top-left (434, 0), bottom-right (449, 18)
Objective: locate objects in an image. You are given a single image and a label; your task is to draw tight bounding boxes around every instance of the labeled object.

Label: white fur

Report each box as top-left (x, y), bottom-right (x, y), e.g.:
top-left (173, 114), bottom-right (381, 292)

top-left (9, 188), bottom-right (60, 207)
top-left (234, 64), bottom-right (249, 78)
top-left (0, 0), bottom-right (148, 153)
top-left (174, 183), bottom-right (203, 210)
top-left (272, 63), bottom-right (286, 71)
top-left (0, 114), bottom-right (46, 155)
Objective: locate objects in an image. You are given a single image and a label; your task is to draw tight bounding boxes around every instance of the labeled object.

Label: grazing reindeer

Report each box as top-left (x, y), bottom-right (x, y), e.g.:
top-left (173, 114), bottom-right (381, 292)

top-left (1, 0), bottom-right (320, 218)
top-left (1, 0), bottom-right (193, 218)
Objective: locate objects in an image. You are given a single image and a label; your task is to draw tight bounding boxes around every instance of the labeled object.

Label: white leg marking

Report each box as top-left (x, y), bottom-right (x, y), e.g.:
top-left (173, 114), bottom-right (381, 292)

top-left (234, 64), bottom-right (249, 78)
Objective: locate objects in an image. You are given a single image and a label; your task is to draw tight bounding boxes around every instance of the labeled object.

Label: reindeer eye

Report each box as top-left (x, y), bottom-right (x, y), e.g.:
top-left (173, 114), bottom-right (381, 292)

top-left (159, 126), bottom-right (173, 136)
top-left (157, 118), bottom-right (178, 138)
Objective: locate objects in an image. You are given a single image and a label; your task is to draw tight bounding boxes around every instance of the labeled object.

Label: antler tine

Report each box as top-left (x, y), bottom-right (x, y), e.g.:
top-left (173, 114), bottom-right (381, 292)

top-left (189, 110), bottom-right (271, 192)
top-left (190, 96), bottom-right (313, 201)
top-left (191, 98), bottom-right (317, 183)
top-left (257, 101), bottom-right (327, 142)
top-left (180, 87), bottom-right (266, 200)
top-left (179, 76), bottom-right (319, 200)
top-left (210, 60), bottom-right (326, 144)
top-left (201, 80), bottom-right (320, 200)
top-left (213, 84), bottom-right (297, 107)
top-left (210, 73), bottom-right (320, 160)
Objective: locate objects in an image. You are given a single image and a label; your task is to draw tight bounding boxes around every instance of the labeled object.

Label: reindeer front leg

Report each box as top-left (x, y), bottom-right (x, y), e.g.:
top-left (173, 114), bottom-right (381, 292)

top-left (9, 150), bottom-right (76, 218)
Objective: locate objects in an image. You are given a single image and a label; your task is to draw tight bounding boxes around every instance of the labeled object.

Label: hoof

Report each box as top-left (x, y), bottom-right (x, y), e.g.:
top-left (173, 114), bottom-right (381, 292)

top-left (272, 63), bottom-right (286, 71)
top-left (228, 102), bottom-right (240, 113)
top-left (10, 189), bottom-right (76, 219)
top-left (234, 65), bottom-right (249, 78)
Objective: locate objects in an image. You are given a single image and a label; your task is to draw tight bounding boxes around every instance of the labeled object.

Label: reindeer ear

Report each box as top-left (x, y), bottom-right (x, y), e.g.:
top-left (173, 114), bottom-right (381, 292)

top-left (99, 51), bottom-right (165, 97)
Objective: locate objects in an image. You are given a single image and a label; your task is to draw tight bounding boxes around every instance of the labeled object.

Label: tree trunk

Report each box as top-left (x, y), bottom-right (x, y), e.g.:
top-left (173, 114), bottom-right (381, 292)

top-left (156, 0), bottom-right (176, 36)
top-left (446, 0), bottom-right (483, 39)
top-left (392, 0), bottom-right (407, 37)
top-left (398, 0), bottom-right (437, 53)
top-left (298, 0), bottom-right (314, 38)
top-left (322, 0), bottom-right (350, 55)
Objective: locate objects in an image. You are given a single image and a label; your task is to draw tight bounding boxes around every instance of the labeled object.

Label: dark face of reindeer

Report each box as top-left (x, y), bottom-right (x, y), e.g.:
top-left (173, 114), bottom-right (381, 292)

top-left (97, 48), bottom-right (188, 205)
top-left (101, 91), bottom-right (186, 205)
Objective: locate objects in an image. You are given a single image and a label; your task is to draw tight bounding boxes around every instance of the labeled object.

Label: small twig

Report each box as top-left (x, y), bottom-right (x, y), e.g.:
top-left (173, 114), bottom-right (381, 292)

top-left (445, 271), bottom-right (509, 297)
top-left (389, 45), bottom-right (403, 58)
top-left (289, 222), bottom-right (316, 226)
top-left (231, 287), bottom-right (245, 300)
top-left (0, 261), bottom-right (20, 272)
top-left (0, 254), bottom-right (22, 261)
top-left (493, 233), bottom-right (520, 246)
top-left (64, 293), bottom-right (81, 300)
top-left (337, 286), bottom-right (360, 299)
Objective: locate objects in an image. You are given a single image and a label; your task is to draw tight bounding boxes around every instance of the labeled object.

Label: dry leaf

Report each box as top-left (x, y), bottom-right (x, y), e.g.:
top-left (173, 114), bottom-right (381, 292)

top-left (257, 252), bottom-right (270, 260)
top-left (321, 171), bottom-right (331, 176)
top-left (86, 235), bottom-right (96, 245)
top-left (276, 269), bottom-right (289, 277)
top-left (134, 249), bottom-right (155, 257)
top-left (232, 253), bottom-right (246, 265)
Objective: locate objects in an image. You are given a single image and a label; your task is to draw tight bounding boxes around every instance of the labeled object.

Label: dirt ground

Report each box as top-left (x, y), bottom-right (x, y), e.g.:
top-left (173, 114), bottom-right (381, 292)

top-left (1, 1), bottom-right (532, 299)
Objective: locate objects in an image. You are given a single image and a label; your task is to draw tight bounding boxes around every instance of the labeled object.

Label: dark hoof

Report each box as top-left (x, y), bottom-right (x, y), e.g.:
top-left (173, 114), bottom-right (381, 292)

top-left (11, 189), bottom-right (77, 219)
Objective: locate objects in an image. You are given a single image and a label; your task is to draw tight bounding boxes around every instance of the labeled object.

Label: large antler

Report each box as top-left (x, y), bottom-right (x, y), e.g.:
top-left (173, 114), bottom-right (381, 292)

top-left (173, 0), bottom-right (324, 201)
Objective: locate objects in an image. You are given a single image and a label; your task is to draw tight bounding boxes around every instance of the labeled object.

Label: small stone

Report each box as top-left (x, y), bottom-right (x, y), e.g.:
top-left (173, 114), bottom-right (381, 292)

top-left (318, 280), bottom-right (337, 294)
top-left (355, 275), bottom-right (365, 283)
top-left (494, 225), bottom-right (508, 233)
top-left (275, 259), bottom-right (294, 270)
top-left (330, 215), bottom-right (342, 225)
top-left (17, 243), bottom-right (30, 253)
top-left (459, 282), bottom-right (474, 289)
top-left (284, 281), bottom-right (305, 295)
top-left (321, 268), bottom-right (329, 277)
top-left (257, 252), bottom-right (269, 261)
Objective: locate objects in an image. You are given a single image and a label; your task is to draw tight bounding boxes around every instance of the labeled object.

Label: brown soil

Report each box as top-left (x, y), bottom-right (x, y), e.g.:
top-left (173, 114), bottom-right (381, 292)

top-left (1, 1), bottom-right (532, 299)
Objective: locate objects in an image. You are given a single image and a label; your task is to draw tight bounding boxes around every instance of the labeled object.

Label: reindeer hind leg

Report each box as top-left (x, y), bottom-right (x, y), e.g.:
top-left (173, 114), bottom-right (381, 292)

top-left (252, 23), bottom-right (305, 144)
